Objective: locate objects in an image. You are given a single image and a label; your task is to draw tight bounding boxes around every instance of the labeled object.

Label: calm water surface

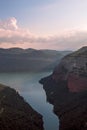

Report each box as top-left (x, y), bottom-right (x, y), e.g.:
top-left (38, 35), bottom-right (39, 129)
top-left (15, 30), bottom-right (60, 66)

top-left (0, 72), bottom-right (59, 130)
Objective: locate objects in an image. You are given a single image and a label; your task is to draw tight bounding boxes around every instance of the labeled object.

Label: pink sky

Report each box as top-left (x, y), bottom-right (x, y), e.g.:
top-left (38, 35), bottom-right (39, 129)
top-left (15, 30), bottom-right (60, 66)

top-left (0, 17), bottom-right (87, 50)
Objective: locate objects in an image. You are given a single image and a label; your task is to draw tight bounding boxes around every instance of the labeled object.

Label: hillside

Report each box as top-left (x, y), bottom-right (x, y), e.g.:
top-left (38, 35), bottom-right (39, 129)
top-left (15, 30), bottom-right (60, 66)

top-left (40, 46), bottom-right (87, 130)
top-left (0, 48), bottom-right (71, 72)
top-left (0, 84), bottom-right (43, 130)
top-left (53, 46), bottom-right (87, 92)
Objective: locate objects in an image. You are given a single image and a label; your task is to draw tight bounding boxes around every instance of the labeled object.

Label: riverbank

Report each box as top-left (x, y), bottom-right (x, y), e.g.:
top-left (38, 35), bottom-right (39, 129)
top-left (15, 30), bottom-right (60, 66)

top-left (40, 46), bottom-right (87, 130)
top-left (0, 72), bottom-right (59, 130)
top-left (0, 83), bottom-right (43, 130)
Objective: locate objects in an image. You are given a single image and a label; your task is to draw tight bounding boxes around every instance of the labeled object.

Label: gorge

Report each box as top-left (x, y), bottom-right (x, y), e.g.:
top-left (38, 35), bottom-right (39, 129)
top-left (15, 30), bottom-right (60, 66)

top-left (0, 72), bottom-right (59, 130)
top-left (0, 83), bottom-right (43, 130)
top-left (40, 46), bottom-right (87, 130)
top-left (0, 46), bottom-right (87, 130)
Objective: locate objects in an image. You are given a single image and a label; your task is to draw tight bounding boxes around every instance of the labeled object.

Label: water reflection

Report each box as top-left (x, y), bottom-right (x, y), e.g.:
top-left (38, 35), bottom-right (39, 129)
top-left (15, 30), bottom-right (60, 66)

top-left (0, 72), bottom-right (59, 130)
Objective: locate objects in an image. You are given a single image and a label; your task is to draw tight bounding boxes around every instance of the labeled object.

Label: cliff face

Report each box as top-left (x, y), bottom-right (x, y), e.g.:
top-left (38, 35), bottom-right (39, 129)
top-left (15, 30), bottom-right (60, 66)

top-left (40, 46), bottom-right (87, 130)
top-left (0, 84), bottom-right (43, 130)
top-left (53, 46), bottom-right (87, 92)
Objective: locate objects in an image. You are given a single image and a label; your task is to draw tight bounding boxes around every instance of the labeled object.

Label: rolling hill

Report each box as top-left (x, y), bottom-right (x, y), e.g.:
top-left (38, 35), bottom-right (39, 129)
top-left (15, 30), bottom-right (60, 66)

top-left (0, 48), bottom-right (71, 72)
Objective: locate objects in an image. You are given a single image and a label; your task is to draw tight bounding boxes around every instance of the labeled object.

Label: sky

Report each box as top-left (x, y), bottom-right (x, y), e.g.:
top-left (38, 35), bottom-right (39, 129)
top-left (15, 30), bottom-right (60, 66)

top-left (0, 0), bottom-right (87, 50)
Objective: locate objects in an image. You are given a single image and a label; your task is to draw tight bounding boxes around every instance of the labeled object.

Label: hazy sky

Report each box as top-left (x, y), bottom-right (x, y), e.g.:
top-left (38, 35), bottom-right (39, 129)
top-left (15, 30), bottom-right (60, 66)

top-left (0, 0), bottom-right (87, 50)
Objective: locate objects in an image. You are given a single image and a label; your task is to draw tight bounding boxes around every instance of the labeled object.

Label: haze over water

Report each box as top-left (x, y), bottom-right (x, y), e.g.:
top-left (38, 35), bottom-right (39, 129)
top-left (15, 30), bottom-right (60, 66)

top-left (0, 72), bottom-right (59, 130)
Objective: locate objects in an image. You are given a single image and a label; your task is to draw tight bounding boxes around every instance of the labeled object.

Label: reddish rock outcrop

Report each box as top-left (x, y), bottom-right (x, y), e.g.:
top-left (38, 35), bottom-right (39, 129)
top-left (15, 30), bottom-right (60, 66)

top-left (68, 73), bottom-right (87, 92)
top-left (52, 46), bottom-right (87, 92)
top-left (40, 46), bottom-right (87, 130)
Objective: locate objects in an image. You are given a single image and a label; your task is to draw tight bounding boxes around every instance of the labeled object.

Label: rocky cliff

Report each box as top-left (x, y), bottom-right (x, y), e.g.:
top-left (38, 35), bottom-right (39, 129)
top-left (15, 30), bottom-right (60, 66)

top-left (0, 84), bottom-right (43, 130)
top-left (40, 46), bottom-right (87, 130)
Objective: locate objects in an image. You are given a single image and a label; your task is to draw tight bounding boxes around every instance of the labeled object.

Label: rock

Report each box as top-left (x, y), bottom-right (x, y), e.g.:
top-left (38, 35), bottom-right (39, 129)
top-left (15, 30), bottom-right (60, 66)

top-left (53, 46), bottom-right (87, 92)
top-left (0, 84), bottom-right (43, 130)
top-left (40, 46), bottom-right (87, 130)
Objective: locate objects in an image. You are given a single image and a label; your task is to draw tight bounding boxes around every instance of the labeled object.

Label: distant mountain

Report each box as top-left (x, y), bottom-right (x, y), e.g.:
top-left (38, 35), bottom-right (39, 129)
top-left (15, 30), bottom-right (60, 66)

top-left (0, 48), bottom-right (72, 72)
top-left (0, 83), bottom-right (43, 130)
top-left (40, 46), bottom-right (87, 130)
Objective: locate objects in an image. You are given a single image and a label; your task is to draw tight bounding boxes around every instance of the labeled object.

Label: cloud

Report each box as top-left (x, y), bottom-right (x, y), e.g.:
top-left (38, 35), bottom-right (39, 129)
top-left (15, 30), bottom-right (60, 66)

top-left (0, 17), bottom-right (87, 50)
top-left (0, 17), bottom-right (35, 44)
top-left (0, 17), bottom-right (18, 30)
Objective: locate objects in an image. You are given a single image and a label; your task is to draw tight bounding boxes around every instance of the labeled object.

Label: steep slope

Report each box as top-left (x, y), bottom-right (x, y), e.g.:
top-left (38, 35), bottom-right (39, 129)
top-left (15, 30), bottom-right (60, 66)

top-left (0, 48), bottom-right (71, 72)
top-left (40, 46), bottom-right (87, 130)
top-left (0, 84), bottom-right (43, 130)
top-left (53, 46), bottom-right (87, 92)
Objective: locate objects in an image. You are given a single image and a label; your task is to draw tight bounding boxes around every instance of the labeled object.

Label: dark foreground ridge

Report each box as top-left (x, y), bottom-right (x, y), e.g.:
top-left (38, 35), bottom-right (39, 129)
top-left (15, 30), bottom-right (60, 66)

top-left (0, 84), bottom-right (43, 130)
top-left (40, 46), bottom-right (87, 130)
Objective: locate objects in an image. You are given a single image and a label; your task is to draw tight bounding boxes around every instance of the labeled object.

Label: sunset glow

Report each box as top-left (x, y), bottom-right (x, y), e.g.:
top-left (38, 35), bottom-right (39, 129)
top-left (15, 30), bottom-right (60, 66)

top-left (0, 0), bottom-right (87, 50)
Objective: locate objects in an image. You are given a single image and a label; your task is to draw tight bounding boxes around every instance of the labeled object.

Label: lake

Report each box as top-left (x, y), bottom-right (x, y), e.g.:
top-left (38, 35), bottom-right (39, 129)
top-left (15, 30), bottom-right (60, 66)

top-left (0, 72), bottom-right (59, 130)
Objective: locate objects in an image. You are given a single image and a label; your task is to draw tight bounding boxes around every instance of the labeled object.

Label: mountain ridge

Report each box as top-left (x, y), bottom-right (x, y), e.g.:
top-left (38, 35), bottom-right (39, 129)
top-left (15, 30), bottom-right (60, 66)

top-left (0, 47), bottom-right (72, 72)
